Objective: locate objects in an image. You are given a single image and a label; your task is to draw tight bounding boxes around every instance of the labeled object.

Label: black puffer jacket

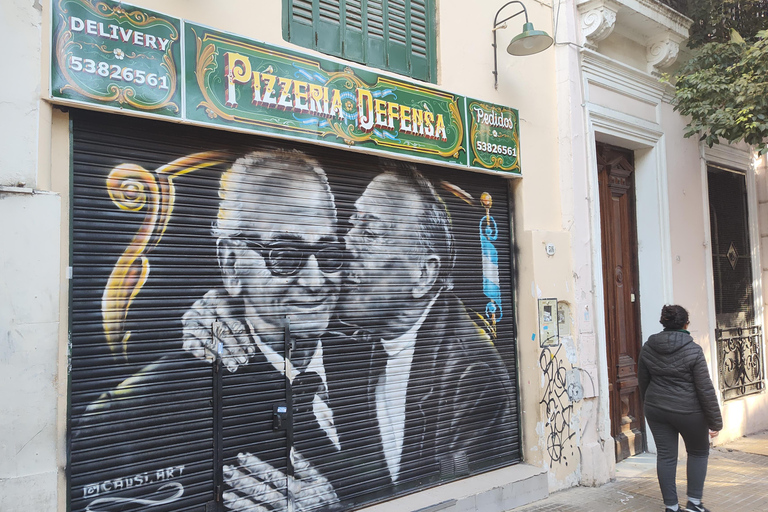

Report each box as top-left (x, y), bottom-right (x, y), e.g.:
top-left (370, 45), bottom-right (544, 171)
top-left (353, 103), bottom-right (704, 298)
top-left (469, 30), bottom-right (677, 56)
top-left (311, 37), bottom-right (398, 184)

top-left (638, 330), bottom-right (723, 431)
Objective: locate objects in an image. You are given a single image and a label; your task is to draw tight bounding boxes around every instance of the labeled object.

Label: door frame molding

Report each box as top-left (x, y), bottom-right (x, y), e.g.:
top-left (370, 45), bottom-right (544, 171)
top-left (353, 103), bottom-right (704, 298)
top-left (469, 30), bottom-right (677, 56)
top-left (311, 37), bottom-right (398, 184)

top-left (585, 104), bottom-right (672, 456)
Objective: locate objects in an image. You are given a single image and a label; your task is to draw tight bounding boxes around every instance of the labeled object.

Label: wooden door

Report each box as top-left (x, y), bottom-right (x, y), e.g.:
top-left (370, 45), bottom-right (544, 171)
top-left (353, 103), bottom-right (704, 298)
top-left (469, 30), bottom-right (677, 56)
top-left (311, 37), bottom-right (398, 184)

top-left (597, 143), bottom-right (645, 462)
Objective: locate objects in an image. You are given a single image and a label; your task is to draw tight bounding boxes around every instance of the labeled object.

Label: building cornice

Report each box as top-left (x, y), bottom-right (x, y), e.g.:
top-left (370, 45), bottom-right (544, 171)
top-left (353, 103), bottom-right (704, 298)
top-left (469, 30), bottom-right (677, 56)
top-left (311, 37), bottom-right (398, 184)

top-left (581, 49), bottom-right (666, 106)
top-left (577, 0), bottom-right (692, 75)
top-left (704, 142), bottom-right (754, 171)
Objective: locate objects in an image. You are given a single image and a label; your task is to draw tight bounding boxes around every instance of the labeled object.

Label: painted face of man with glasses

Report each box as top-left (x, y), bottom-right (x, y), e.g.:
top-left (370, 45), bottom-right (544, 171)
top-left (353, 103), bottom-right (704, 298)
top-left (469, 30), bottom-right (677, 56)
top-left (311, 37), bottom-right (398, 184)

top-left (183, 149), bottom-right (343, 371)
top-left (177, 150), bottom-right (346, 510)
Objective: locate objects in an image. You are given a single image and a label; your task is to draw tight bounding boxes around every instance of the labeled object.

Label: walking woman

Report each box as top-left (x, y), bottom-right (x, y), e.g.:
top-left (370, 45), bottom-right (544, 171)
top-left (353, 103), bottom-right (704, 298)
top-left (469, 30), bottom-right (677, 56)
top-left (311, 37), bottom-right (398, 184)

top-left (638, 305), bottom-right (723, 512)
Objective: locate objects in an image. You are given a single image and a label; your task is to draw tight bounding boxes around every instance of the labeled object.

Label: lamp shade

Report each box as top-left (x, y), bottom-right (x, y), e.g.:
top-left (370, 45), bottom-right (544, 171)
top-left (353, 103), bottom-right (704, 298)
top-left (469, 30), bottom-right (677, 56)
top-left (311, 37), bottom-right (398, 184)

top-left (506, 22), bottom-right (553, 56)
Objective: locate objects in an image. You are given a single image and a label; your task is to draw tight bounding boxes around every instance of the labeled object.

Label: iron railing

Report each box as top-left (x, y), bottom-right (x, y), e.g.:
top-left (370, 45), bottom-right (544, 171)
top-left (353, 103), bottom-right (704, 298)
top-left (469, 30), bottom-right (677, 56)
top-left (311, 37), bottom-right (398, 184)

top-left (716, 325), bottom-right (765, 400)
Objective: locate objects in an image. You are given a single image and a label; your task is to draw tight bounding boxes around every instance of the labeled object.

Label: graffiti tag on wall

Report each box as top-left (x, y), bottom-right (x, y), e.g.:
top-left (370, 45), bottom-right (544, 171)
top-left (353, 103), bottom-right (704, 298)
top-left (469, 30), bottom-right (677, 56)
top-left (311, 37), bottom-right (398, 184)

top-left (539, 345), bottom-right (578, 467)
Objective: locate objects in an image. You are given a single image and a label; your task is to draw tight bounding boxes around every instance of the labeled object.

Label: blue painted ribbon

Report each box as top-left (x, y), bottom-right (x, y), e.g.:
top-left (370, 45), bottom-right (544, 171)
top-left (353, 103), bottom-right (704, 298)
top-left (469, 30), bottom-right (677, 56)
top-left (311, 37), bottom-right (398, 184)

top-left (480, 215), bottom-right (502, 322)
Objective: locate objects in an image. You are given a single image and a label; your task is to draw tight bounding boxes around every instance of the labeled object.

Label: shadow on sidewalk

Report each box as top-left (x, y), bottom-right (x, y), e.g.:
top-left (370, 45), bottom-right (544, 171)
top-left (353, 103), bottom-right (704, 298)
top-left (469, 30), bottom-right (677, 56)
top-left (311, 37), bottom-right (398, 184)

top-left (506, 431), bottom-right (768, 512)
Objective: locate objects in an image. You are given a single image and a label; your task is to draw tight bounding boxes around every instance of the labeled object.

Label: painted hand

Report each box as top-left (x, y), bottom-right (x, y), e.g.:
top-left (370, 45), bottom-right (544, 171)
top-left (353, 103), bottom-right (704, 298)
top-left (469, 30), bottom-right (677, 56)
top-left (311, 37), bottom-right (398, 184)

top-left (223, 451), bottom-right (340, 512)
top-left (181, 289), bottom-right (255, 372)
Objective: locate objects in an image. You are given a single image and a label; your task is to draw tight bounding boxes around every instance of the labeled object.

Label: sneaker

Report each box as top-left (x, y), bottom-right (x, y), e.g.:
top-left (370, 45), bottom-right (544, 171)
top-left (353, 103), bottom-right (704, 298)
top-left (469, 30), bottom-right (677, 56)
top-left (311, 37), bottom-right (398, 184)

top-left (665, 506), bottom-right (681, 512)
top-left (684, 502), bottom-right (711, 512)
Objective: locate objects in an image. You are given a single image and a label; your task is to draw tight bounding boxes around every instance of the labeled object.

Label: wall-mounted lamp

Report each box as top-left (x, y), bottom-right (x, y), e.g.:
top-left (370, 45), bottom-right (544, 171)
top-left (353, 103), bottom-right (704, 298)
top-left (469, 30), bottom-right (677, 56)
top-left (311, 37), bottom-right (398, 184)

top-left (493, 1), bottom-right (553, 89)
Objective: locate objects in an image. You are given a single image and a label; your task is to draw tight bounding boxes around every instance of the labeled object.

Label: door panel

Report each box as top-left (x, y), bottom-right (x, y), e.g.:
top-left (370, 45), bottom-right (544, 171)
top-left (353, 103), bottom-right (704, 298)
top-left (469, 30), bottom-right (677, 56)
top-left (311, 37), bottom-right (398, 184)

top-left (597, 143), bottom-right (645, 462)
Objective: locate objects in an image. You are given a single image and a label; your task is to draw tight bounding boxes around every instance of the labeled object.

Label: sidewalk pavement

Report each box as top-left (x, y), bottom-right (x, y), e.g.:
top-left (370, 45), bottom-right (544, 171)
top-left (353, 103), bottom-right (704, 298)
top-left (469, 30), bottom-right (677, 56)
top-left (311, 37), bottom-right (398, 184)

top-left (506, 430), bottom-right (768, 512)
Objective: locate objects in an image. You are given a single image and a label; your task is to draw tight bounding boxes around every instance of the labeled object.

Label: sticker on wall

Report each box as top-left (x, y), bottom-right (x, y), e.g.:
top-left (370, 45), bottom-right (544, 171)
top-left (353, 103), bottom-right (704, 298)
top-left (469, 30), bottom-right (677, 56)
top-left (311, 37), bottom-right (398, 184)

top-left (557, 301), bottom-right (570, 337)
top-left (538, 297), bottom-right (559, 347)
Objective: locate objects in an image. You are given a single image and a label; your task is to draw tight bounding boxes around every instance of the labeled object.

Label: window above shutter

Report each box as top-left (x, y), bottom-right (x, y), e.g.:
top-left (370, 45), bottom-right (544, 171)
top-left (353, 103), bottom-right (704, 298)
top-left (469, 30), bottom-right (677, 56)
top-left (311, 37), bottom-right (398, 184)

top-left (283, 0), bottom-right (436, 83)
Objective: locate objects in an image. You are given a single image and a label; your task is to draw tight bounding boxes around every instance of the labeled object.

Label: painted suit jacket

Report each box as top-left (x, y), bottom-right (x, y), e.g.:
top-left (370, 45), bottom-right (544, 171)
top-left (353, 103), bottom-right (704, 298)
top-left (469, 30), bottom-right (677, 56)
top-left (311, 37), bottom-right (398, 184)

top-left (326, 294), bottom-right (518, 507)
top-left (70, 331), bottom-right (342, 512)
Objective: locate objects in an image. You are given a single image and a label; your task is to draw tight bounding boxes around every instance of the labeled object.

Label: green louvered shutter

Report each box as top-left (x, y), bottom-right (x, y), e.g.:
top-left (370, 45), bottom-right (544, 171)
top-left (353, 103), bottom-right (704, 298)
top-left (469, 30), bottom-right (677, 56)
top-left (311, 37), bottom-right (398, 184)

top-left (344, 0), bottom-right (365, 62)
top-left (317, 0), bottom-right (343, 55)
top-left (408, 0), bottom-right (430, 80)
top-left (365, 0), bottom-right (387, 71)
top-left (383, 0), bottom-right (408, 75)
top-left (285, 0), bottom-right (315, 50)
top-left (283, 0), bottom-right (436, 83)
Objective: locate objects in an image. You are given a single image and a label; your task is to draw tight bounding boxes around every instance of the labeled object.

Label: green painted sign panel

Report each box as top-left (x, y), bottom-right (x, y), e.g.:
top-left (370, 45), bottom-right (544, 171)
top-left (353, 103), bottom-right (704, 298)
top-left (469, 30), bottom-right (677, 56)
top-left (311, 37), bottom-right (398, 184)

top-left (49, 1), bottom-right (524, 175)
top-left (466, 98), bottom-right (520, 175)
top-left (51, 0), bottom-right (181, 117)
top-left (184, 23), bottom-right (466, 164)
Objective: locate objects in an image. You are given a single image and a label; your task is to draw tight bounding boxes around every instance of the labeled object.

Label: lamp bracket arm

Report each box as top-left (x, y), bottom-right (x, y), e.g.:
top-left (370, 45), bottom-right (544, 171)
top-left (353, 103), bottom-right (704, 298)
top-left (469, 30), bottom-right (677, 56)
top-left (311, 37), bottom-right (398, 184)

top-left (493, 1), bottom-right (529, 28)
top-left (494, 9), bottom-right (527, 28)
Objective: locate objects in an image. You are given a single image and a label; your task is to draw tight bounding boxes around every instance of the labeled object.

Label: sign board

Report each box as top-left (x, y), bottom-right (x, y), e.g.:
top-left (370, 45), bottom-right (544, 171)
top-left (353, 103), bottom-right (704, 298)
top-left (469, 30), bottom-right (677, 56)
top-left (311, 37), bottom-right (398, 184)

top-left (50, 0), bottom-right (522, 175)
top-left (466, 98), bottom-right (520, 175)
top-left (51, 0), bottom-right (182, 117)
top-left (185, 23), bottom-right (466, 165)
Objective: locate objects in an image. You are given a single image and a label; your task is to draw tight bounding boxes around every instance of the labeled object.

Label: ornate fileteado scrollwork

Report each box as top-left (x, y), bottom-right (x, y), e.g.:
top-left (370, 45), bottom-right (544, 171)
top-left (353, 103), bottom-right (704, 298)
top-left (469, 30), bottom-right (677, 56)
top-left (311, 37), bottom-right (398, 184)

top-left (102, 151), bottom-right (231, 358)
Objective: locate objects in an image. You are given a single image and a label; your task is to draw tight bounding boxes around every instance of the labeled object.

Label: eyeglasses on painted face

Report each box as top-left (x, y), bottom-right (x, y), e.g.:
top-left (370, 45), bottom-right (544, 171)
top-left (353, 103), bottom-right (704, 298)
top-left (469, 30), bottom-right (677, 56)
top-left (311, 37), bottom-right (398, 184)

top-left (234, 236), bottom-right (345, 276)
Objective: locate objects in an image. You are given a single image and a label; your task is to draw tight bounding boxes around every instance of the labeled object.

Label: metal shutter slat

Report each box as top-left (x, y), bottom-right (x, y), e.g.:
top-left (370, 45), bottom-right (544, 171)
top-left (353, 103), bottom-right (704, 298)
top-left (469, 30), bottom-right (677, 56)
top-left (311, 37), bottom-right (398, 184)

top-left (69, 110), bottom-right (519, 512)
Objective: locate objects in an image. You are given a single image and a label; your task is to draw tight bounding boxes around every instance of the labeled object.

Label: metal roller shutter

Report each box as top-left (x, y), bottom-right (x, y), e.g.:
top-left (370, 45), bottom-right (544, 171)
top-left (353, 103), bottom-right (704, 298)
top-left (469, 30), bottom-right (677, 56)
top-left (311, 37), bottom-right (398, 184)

top-left (69, 110), bottom-right (519, 512)
top-left (70, 115), bottom-right (229, 512)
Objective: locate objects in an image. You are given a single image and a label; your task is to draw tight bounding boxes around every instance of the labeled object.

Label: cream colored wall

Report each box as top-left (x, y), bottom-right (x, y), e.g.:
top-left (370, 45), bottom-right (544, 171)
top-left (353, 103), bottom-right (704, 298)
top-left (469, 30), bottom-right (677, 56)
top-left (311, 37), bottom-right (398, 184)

top-left (439, 0), bottom-right (590, 490)
top-left (127, 0), bottom-right (284, 43)
top-left (565, 0), bottom-right (758, 489)
top-left (0, 1), bottom-right (63, 510)
top-left (552, 0), bottom-right (617, 489)
top-left (598, 32), bottom-right (648, 72)
top-left (759, 153), bottom-right (768, 402)
top-left (440, 0), bottom-right (583, 487)
top-left (0, 190), bottom-right (62, 511)
top-left (659, 102), bottom-right (712, 353)
top-left (1, 0), bottom-right (43, 188)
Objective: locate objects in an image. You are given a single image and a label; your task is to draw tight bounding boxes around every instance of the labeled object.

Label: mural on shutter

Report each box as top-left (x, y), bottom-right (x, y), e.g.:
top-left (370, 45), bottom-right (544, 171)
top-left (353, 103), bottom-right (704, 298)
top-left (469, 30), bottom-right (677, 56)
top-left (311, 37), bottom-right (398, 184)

top-left (284, 0), bottom-right (435, 82)
top-left (69, 111), bottom-right (518, 512)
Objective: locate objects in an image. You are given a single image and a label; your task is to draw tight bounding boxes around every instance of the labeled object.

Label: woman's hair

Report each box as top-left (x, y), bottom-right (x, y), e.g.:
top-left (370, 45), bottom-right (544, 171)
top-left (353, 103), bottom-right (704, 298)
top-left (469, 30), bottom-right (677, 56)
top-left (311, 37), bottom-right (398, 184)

top-left (659, 305), bottom-right (689, 330)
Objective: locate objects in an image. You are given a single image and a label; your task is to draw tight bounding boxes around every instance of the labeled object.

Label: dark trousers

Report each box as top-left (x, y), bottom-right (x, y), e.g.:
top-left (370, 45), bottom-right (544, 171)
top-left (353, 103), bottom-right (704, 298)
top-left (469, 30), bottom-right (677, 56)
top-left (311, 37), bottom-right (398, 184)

top-left (645, 405), bottom-right (710, 507)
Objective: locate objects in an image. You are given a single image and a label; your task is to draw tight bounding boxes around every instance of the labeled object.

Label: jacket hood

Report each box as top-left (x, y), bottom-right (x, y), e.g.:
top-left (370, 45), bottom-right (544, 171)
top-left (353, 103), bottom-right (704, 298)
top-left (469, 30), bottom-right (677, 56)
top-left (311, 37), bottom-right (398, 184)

top-left (645, 330), bottom-right (694, 354)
